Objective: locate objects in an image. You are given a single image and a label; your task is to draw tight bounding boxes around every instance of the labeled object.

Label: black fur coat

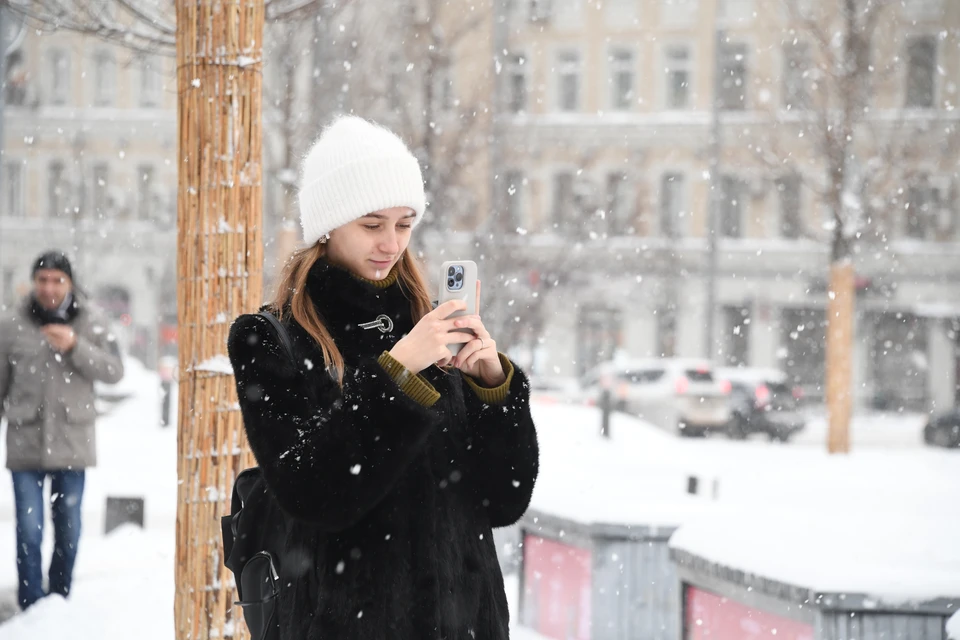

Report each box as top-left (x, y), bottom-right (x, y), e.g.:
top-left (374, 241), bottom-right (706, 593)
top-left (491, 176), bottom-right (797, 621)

top-left (226, 259), bottom-right (539, 639)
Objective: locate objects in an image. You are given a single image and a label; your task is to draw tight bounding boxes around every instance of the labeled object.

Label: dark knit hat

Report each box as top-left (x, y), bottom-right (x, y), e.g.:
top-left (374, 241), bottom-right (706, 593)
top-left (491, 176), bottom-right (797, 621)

top-left (32, 250), bottom-right (74, 281)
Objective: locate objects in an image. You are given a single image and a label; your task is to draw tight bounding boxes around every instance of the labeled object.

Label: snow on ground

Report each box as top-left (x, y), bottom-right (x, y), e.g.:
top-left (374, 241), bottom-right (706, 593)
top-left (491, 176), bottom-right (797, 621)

top-left (530, 400), bottom-right (960, 604)
top-left (0, 370), bottom-right (955, 637)
top-left (948, 610), bottom-right (960, 640)
top-left (0, 526), bottom-right (174, 639)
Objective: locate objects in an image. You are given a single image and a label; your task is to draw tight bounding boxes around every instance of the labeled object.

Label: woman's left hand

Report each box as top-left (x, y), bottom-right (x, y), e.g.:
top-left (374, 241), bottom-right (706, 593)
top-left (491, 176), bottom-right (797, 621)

top-left (448, 280), bottom-right (506, 387)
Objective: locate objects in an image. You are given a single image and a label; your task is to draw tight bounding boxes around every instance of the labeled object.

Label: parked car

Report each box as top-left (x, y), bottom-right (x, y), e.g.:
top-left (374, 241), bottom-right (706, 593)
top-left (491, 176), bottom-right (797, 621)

top-left (580, 358), bottom-right (731, 437)
top-left (716, 367), bottom-right (806, 442)
top-left (923, 409), bottom-right (960, 448)
top-left (528, 375), bottom-right (580, 405)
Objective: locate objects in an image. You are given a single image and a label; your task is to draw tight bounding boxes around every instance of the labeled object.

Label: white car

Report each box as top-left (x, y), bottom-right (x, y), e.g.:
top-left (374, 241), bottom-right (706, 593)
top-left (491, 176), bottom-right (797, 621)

top-left (580, 358), bottom-right (732, 437)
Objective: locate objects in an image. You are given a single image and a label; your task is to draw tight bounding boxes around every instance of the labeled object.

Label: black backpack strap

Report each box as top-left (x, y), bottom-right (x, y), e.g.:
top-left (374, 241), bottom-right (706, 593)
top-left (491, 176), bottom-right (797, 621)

top-left (222, 468), bottom-right (262, 575)
top-left (221, 480), bottom-right (244, 571)
top-left (258, 310), bottom-right (295, 365)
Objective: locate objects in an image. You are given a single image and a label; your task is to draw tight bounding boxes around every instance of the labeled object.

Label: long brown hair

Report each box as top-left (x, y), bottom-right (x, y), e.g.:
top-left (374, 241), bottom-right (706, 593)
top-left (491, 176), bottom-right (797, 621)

top-left (268, 243), bottom-right (434, 386)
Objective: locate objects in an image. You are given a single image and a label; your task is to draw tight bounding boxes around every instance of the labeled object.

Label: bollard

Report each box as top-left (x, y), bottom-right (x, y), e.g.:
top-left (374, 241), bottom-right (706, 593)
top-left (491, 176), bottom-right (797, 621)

top-left (600, 388), bottom-right (612, 438)
top-left (105, 496), bottom-right (145, 534)
top-left (161, 381), bottom-right (172, 427)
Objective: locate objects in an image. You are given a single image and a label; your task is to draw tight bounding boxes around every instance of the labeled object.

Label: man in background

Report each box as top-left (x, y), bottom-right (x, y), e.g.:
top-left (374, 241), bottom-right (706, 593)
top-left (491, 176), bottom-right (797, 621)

top-left (0, 250), bottom-right (124, 610)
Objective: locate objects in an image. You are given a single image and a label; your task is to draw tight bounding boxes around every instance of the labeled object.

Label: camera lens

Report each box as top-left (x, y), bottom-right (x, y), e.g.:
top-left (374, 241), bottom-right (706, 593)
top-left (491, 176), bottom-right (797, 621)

top-left (448, 278), bottom-right (455, 288)
top-left (448, 267), bottom-right (456, 276)
top-left (455, 273), bottom-right (463, 281)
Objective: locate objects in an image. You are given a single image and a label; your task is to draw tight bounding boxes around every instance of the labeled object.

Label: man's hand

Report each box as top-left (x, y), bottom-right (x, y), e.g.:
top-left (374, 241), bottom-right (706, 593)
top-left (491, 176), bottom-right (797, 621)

top-left (42, 325), bottom-right (78, 353)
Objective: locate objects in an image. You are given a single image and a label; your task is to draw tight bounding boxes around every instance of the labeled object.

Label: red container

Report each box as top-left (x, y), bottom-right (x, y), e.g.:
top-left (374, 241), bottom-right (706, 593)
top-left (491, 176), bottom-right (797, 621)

top-left (685, 586), bottom-right (814, 640)
top-left (522, 534), bottom-right (593, 640)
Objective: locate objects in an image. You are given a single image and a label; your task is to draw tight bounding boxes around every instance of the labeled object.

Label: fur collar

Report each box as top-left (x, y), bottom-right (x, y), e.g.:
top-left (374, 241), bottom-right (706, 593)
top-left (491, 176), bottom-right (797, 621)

top-left (305, 258), bottom-right (415, 341)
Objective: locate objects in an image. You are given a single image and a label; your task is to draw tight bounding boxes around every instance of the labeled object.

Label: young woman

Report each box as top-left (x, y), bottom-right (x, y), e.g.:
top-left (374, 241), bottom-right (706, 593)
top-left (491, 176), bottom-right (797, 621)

top-left (227, 115), bottom-right (539, 639)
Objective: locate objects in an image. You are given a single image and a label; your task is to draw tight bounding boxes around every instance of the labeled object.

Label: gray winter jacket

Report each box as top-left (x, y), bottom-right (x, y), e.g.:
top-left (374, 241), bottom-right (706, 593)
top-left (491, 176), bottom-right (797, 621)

top-left (0, 297), bottom-right (124, 470)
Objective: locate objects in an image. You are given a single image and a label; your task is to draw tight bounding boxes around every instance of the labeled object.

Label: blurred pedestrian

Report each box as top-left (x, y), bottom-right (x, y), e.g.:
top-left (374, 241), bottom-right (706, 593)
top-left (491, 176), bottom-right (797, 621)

top-left (226, 115), bottom-right (539, 639)
top-left (0, 251), bottom-right (124, 610)
top-left (158, 355), bottom-right (177, 427)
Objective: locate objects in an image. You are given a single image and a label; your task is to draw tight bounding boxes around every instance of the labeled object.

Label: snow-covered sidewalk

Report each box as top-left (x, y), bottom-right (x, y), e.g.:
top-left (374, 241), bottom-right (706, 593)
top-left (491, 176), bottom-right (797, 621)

top-left (0, 370), bottom-right (956, 638)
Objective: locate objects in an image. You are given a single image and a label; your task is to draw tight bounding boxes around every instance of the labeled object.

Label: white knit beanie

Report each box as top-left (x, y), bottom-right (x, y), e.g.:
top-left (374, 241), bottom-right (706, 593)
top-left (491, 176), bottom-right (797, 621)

top-left (298, 115), bottom-right (426, 245)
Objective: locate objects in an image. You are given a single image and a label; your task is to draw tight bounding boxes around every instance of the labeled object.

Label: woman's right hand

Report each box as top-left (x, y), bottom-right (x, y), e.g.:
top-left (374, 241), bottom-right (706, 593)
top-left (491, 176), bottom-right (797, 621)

top-left (389, 299), bottom-right (473, 373)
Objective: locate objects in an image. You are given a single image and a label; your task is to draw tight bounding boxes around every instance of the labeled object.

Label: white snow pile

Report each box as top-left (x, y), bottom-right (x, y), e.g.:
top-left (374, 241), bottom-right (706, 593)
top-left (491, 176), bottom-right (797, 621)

top-left (0, 526), bottom-right (173, 640)
top-left (670, 505), bottom-right (960, 605)
top-left (948, 610), bottom-right (960, 640)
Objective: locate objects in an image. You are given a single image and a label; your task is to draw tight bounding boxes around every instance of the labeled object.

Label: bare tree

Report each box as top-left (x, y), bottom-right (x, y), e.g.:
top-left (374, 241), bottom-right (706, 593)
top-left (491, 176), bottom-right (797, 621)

top-left (756, 0), bottom-right (960, 452)
top-left (6, 0), bottom-right (328, 56)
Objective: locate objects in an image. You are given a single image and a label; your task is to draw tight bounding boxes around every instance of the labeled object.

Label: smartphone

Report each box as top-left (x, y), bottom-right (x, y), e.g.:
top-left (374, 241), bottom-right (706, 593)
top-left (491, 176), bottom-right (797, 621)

top-left (438, 260), bottom-right (478, 356)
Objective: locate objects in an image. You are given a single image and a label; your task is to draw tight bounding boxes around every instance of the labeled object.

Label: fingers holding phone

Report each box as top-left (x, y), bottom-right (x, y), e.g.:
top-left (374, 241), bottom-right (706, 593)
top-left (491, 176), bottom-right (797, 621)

top-left (388, 299), bottom-right (473, 373)
top-left (449, 314), bottom-right (504, 386)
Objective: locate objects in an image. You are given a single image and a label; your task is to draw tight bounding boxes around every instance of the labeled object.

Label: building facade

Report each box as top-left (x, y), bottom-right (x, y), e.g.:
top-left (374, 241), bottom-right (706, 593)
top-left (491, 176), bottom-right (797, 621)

top-left (1, 15), bottom-right (178, 367)
top-left (483, 0), bottom-right (960, 410)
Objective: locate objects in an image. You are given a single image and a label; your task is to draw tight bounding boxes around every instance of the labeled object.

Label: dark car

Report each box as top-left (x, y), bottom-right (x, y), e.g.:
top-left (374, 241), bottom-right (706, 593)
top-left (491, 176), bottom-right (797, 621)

top-left (717, 367), bottom-right (806, 442)
top-left (924, 410), bottom-right (960, 448)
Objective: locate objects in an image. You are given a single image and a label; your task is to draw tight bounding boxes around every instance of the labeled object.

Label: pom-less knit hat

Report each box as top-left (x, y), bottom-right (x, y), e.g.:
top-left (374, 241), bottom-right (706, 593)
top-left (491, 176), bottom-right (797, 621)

top-left (32, 250), bottom-right (73, 281)
top-left (298, 115), bottom-right (426, 245)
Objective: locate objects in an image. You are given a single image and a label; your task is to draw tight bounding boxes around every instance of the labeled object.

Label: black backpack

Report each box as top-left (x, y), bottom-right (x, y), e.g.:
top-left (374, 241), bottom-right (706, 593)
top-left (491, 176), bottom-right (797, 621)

top-left (221, 310), bottom-right (295, 640)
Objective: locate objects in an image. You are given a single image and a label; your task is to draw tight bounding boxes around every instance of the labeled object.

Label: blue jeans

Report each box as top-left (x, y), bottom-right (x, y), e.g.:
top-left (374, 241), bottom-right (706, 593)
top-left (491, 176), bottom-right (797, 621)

top-left (11, 470), bottom-right (85, 610)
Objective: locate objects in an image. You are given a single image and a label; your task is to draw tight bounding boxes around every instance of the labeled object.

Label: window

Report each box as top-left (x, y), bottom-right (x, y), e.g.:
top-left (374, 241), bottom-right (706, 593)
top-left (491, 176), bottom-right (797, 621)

top-left (606, 172), bottom-right (632, 235)
top-left (552, 171), bottom-right (575, 231)
top-left (904, 177), bottom-right (953, 240)
top-left (387, 54), bottom-right (403, 111)
top-left (3, 161), bottom-right (25, 218)
top-left (577, 307), bottom-right (622, 375)
top-left (718, 0), bottom-right (754, 24)
top-left (92, 163), bottom-right (110, 218)
top-left (5, 51), bottom-right (28, 107)
top-left (503, 170), bottom-right (526, 229)
top-left (138, 165), bottom-right (156, 220)
top-left (905, 35), bottom-right (937, 109)
top-left (553, 0), bottom-right (583, 28)
top-left (659, 172), bottom-right (686, 238)
top-left (902, 0), bottom-right (943, 22)
top-left (781, 307), bottom-right (826, 395)
top-left (49, 161), bottom-right (67, 218)
top-left (718, 41), bottom-right (748, 110)
top-left (656, 307), bottom-right (677, 358)
top-left (94, 50), bottom-right (116, 106)
top-left (506, 54), bottom-right (528, 113)
top-left (722, 305), bottom-right (751, 366)
top-left (664, 45), bottom-right (692, 109)
top-left (432, 58), bottom-right (455, 113)
top-left (610, 48), bottom-right (634, 110)
top-left (529, 0), bottom-right (552, 23)
top-left (719, 175), bottom-right (744, 238)
top-left (605, 0), bottom-right (637, 26)
top-left (869, 312), bottom-right (929, 411)
top-left (782, 41), bottom-right (810, 110)
top-left (557, 50), bottom-right (581, 112)
top-left (776, 173), bottom-right (802, 238)
top-left (140, 57), bottom-right (162, 107)
top-left (2, 269), bottom-right (15, 307)
top-left (661, 0), bottom-right (699, 27)
top-left (50, 50), bottom-right (70, 106)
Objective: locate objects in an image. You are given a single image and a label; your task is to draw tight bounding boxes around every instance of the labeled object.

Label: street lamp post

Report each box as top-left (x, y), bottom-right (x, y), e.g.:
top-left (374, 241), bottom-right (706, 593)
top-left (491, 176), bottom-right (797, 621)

top-left (705, 21), bottom-right (725, 362)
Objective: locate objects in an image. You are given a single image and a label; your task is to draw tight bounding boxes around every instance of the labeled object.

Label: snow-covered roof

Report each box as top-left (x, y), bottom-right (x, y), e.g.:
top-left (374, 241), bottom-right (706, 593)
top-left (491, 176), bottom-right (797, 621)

top-left (670, 505), bottom-right (960, 606)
